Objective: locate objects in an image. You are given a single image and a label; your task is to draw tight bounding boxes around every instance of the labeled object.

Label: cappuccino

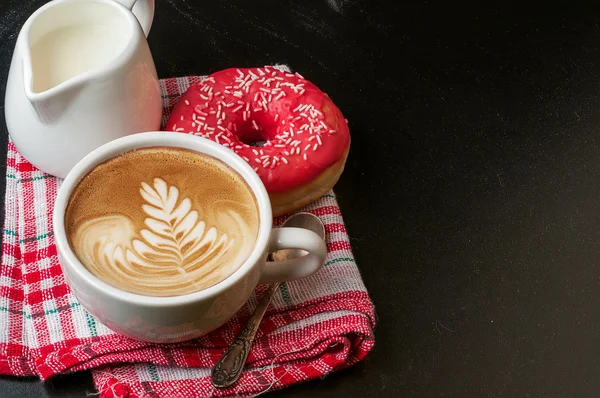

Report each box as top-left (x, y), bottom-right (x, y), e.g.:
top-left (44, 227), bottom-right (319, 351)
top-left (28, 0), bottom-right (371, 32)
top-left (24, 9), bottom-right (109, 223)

top-left (64, 147), bottom-right (260, 296)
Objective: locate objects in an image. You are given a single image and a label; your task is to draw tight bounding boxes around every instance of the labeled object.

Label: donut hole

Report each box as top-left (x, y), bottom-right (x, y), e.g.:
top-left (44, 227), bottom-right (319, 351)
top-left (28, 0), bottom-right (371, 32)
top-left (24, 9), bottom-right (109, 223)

top-left (237, 125), bottom-right (270, 147)
top-left (249, 140), bottom-right (268, 147)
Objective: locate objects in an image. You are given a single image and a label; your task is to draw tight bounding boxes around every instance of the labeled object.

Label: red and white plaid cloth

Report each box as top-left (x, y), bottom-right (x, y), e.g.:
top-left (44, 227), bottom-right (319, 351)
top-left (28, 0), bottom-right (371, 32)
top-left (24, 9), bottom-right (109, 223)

top-left (0, 66), bottom-right (375, 397)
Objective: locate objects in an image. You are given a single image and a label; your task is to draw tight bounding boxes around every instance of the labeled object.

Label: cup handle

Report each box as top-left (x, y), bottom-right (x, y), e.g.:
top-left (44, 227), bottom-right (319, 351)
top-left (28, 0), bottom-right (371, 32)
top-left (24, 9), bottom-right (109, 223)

top-left (115, 0), bottom-right (155, 37)
top-left (259, 227), bottom-right (327, 284)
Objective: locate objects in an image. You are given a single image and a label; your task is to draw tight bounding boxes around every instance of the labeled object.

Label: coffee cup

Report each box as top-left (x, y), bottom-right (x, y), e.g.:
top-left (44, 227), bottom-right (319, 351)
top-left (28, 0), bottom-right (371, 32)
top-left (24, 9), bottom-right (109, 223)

top-left (53, 132), bottom-right (327, 343)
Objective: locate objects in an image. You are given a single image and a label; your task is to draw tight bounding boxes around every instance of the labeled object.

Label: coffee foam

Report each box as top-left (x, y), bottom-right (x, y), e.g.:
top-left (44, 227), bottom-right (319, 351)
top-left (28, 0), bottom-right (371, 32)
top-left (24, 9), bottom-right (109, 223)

top-left (65, 147), bottom-right (260, 296)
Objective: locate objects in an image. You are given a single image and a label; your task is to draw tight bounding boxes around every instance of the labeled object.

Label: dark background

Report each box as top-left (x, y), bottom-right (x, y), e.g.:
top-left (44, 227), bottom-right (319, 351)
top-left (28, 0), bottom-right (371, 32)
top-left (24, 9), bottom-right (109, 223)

top-left (3, 0), bottom-right (600, 397)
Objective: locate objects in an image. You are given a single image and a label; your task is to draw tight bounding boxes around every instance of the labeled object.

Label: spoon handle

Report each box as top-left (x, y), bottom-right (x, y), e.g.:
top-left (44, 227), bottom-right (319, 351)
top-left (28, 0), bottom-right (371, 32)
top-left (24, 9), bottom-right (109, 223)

top-left (212, 282), bottom-right (280, 388)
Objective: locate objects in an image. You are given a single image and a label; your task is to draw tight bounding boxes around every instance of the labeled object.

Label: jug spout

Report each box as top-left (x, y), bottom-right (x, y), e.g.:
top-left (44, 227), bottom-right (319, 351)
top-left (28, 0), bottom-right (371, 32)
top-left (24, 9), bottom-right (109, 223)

top-left (25, 81), bottom-right (84, 124)
top-left (21, 0), bottom-right (138, 123)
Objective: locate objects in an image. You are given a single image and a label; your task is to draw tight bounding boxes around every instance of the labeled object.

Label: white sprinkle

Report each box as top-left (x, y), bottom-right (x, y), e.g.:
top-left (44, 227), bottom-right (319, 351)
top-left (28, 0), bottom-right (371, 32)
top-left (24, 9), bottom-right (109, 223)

top-left (313, 143), bottom-right (319, 151)
top-left (180, 115), bottom-right (184, 121)
top-left (317, 135), bottom-right (322, 145)
top-left (330, 129), bottom-right (337, 134)
top-left (295, 72), bottom-right (305, 79)
top-left (192, 122), bottom-right (196, 127)
top-left (249, 70), bottom-right (258, 78)
top-left (281, 157), bottom-right (289, 164)
top-left (320, 120), bottom-right (328, 129)
top-left (221, 112), bottom-right (226, 120)
top-left (243, 111), bottom-right (248, 121)
top-left (275, 91), bottom-right (286, 100)
top-left (304, 144), bottom-right (311, 151)
top-left (217, 125), bottom-right (226, 131)
top-left (234, 91), bottom-right (243, 98)
top-left (285, 138), bottom-right (292, 145)
top-left (216, 107), bottom-right (221, 119)
top-left (303, 153), bottom-right (307, 161)
top-left (176, 128), bottom-right (185, 132)
top-left (184, 100), bottom-right (190, 105)
top-left (254, 158), bottom-right (261, 163)
top-left (246, 103), bottom-right (251, 111)
top-left (281, 120), bottom-right (285, 125)
top-left (260, 155), bottom-right (269, 160)
top-left (253, 92), bottom-right (259, 102)
top-left (224, 90), bottom-right (231, 94)
top-left (274, 144), bottom-right (286, 148)
top-left (242, 156), bottom-right (250, 162)
top-left (200, 94), bottom-right (209, 100)
top-left (254, 107), bottom-right (263, 112)
top-left (260, 87), bottom-right (270, 93)
top-left (259, 149), bottom-right (264, 155)
top-left (284, 151), bottom-right (290, 156)
top-left (274, 114), bottom-right (279, 122)
top-left (252, 149), bottom-right (259, 155)
top-left (233, 105), bottom-right (243, 113)
top-left (237, 69), bottom-right (244, 77)
top-left (308, 136), bottom-right (316, 142)
top-left (295, 147), bottom-right (301, 155)
top-left (258, 68), bottom-right (265, 76)
top-left (263, 161), bottom-right (271, 168)
top-left (252, 120), bottom-right (259, 130)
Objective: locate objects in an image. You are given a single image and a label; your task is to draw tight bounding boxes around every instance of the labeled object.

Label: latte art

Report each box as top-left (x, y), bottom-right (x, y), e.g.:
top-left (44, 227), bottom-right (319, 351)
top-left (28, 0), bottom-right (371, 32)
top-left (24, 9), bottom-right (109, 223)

top-left (65, 148), bottom-right (260, 296)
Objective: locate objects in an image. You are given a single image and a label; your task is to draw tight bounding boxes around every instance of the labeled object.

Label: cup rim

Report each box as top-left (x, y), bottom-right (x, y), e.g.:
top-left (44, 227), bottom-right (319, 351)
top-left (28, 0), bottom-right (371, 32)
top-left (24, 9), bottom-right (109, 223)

top-left (53, 132), bottom-right (273, 307)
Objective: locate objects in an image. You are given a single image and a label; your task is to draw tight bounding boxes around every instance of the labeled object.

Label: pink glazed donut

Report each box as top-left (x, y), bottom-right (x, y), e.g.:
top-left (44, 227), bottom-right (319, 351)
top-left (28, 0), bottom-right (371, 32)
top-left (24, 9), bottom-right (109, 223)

top-left (166, 67), bottom-right (350, 216)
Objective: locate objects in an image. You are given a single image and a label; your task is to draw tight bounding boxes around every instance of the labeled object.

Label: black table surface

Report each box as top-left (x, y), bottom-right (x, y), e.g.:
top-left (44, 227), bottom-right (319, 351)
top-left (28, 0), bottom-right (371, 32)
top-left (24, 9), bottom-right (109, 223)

top-left (4, 1), bottom-right (600, 397)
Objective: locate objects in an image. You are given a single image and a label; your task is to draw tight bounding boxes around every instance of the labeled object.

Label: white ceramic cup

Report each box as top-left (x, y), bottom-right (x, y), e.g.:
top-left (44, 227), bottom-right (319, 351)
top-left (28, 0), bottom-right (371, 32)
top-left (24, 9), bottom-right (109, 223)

top-left (53, 132), bottom-right (327, 343)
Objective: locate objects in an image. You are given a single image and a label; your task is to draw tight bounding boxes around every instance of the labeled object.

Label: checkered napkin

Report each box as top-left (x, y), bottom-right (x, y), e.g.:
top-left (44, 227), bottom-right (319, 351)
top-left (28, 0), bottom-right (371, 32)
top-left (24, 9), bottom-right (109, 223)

top-left (0, 67), bottom-right (375, 397)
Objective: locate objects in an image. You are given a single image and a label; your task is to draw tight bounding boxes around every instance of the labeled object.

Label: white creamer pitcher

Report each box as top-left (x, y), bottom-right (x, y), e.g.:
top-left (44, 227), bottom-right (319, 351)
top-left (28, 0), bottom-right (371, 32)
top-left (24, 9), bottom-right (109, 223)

top-left (5, 0), bottom-right (161, 178)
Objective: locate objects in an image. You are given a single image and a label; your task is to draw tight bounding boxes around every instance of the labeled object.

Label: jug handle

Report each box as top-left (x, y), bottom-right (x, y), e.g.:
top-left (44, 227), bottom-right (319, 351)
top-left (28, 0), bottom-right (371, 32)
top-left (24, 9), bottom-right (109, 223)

top-left (116, 0), bottom-right (155, 37)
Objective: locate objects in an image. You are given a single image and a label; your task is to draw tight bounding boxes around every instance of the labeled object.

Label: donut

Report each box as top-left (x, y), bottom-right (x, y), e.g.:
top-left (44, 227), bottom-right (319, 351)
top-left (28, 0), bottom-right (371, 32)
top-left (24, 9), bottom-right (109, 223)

top-left (166, 67), bottom-right (350, 216)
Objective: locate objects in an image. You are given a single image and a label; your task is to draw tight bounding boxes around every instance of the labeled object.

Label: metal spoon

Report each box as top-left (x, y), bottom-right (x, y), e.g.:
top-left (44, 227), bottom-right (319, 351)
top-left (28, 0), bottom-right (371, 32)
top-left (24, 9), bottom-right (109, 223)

top-left (212, 212), bottom-right (326, 388)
